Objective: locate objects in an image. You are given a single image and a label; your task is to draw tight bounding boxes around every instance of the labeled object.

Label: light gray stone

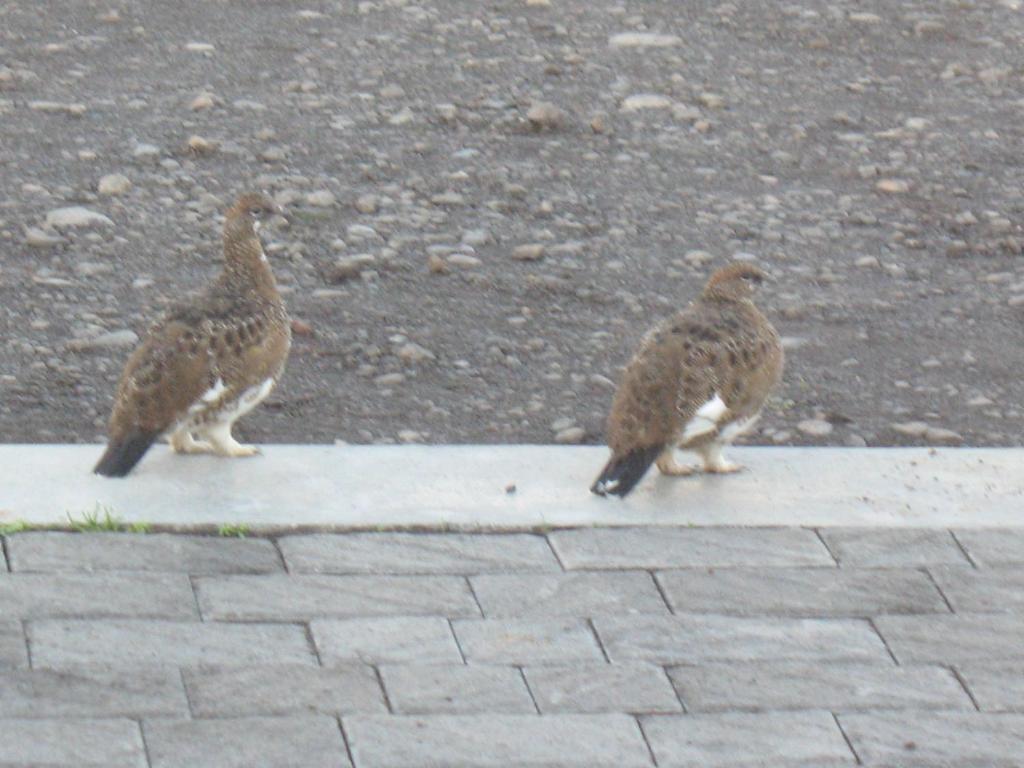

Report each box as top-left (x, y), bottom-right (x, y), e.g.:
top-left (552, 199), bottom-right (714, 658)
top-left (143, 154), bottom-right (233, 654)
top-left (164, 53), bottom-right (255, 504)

top-left (930, 566), bottom-right (1024, 612)
top-left (196, 574), bottom-right (478, 621)
top-left (953, 529), bottom-right (1024, 566)
top-left (527, 663), bottom-right (682, 714)
top-left (312, 617), bottom-right (463, 664)
top-left (643, 711), bottom-right (854, 767)
top-left (28, 620), bottom-right (316, 669)
top-left (840, 712), bottom-right (1024, 767)
top-left (144, 716), bottom-right (350, 768)
top-left (183, 664), bottom-right (386, 717)
top-left (957, 664), bottom-right (1024, 712)
top-left (0, 573), bottom-right (197, 619)
top-left (819, 528), bottom-right (970, 567)
top-left (280, 532), bottom-right (558, 574)
top-left (875, 614), bottom-right (1024, 663)
top-left (0, 718), bottom-right (146, 767)
top-left (0, 667), bottom-right (187, 717)
top-left (7, 532), bottom-right (282, 573)
top-left (550, 528), bottom-right (833, 569)
top-left (471, 572), bottom-right (668, 618)
top-left (380, 664), bottom-right (535, 714)
top-left (668, 662), bottom-right (971, 712)
top-left (656, 567), bottom-right (946, 617)
top-left (453, 619), bottom-right (604, 664)
top-left (595, 615), bottom-right (889, 664)
top-left (345, 714), bottom-right (652, 767)
top-left (0, 622), bottom-right (27, 669)
top-left (45, 206), bottom-right (114, 229)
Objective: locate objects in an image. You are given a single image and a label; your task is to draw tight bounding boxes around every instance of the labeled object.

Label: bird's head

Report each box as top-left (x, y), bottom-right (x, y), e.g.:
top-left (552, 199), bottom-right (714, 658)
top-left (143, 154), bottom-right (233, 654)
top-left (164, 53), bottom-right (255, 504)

top-left (701, 261), bottom-right (770, 301)
top-left (224, 192), bottom-right (287, 238)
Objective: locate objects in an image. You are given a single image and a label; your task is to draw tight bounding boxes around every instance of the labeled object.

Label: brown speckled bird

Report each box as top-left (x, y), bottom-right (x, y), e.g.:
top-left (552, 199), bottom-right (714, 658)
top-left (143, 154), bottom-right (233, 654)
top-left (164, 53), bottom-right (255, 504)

top-left (591, 262), bottom-right (783, 497)
top-left (94, 192), bottom-right (291, 477)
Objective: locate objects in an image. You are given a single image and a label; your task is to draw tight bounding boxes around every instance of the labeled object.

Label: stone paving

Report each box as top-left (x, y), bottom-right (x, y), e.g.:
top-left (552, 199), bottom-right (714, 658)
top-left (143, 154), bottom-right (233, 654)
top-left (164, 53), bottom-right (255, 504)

top-left (1, 527), bottom-right (1023, 767)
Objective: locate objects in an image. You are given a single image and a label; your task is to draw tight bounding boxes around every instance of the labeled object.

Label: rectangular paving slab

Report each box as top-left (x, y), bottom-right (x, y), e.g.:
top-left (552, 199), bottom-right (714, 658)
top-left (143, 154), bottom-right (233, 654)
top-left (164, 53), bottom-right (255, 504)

top-left (549, 527), bottom-right (834, 569)
top-left (839, 712), bottom-right (1024, 767)
top-left (929, 566), bottom-right (1024, 613)
top-left (311, 617), bottom-right (464, 665)
top-left (0, 667), bottom-right (188, 718)
top-left (452, 619), bottom-right (605, 664)
top-left (818, 529), bottom-right (970, 567)
top-left (0, 717), bottom-right (147, 767)
top-left (344, 714), bottom-right (653, 767)
top-left (642, 711), bottom-right (854, 767)
top-left (667, 662), bottom-right (972, 713)
top-left (0, 572), bottom-right (197, 619)
top-left (470, 572), bottom-right (669, 618)
top-left (144, 715), bottom-right (350, 768)
top-left (525, 663), bottom-right (682, 714)
top-left (195, 574), bottom-right (480, 621)
top-left (874, 613), bottom-right (1024, 663)
top-left (379, 664), bottom-right (536, 714)
top-left (656, 567), bottom-right (947, 617)
top-left (183, 664), bottom-right (387, 717)
top-left (28, 620), bottom-right (316, 669)
top-left (6, 532), bottom-right (283, 573)
top-left (595, 615), bottom-right (890, 664)
top-left (280, 532), bottom-right (560, 574)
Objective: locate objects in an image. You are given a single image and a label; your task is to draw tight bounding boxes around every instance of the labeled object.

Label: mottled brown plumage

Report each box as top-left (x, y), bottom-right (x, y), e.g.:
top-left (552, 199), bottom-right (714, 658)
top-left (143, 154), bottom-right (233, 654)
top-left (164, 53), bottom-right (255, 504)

top-left (94, 193), bottom-right (291, 477)
top-left (592, 262), bottom-right (783, 497)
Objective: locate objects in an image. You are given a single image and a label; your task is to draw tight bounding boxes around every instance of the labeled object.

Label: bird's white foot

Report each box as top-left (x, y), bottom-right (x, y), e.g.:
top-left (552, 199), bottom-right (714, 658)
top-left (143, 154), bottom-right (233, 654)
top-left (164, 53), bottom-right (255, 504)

top-left (169, 429), bottom-right (215, 455)
top-left (202, 423), bottom-right (262, 458)
top-left (699, 443), bottom-right (743, 474)
top-left (656, 451), bottom-right (698, 477)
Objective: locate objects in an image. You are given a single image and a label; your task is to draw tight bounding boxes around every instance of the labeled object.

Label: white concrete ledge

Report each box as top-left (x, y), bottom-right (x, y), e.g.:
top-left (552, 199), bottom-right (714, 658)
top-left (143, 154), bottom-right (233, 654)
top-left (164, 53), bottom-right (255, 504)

top-left (0, 445), bottom-right (1022, 530)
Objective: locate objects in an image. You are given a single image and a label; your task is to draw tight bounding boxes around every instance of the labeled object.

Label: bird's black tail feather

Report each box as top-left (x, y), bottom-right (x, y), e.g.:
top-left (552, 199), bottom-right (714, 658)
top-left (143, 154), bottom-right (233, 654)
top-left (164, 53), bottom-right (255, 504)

top-left (590, 445), bottom-right (663, 498)
top-left (93, 430), bottom-right (158, 478)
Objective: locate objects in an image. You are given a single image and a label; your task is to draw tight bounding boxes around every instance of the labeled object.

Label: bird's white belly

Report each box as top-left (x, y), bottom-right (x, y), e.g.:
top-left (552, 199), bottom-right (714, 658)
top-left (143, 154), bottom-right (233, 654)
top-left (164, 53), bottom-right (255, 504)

top-left (216, 377), bottom-right (276, 424)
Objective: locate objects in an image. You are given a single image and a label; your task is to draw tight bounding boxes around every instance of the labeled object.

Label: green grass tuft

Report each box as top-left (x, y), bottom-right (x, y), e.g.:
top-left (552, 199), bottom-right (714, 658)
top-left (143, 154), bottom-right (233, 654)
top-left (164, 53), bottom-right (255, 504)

top-left (65, 504), bottom-right (152, 533)
top-left (217, 523), bottom-right (251, 538)
top-left (0, 520), bottom-right (30, 535)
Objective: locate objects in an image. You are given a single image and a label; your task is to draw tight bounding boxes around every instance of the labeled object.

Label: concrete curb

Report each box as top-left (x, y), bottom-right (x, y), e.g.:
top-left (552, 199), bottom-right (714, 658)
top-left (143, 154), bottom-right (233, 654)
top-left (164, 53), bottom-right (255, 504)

top-left (1, 445), bottom-right (1021, 530)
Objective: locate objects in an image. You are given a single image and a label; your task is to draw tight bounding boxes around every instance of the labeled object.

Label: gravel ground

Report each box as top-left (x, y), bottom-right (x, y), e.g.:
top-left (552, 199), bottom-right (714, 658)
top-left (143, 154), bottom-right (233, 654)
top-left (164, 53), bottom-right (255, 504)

top-left (2, 0), bottom-right (1023, 448)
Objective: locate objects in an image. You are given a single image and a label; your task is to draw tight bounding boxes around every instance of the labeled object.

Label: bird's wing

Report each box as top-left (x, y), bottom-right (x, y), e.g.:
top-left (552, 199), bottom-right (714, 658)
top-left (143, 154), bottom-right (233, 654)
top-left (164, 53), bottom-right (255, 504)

top-left (107, 317), bottom-right (218, 439)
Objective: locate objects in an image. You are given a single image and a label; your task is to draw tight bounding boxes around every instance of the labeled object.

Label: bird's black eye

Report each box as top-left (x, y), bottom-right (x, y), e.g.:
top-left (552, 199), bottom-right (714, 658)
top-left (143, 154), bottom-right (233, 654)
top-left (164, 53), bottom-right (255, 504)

top-left (249, 207), bottom-right (262, 217)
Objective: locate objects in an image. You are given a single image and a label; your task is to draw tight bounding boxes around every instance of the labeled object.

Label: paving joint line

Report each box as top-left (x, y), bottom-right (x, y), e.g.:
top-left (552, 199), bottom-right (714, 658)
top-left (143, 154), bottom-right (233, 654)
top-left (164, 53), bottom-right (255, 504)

top-left (137, 719), bottom-right (155, 768)
top-left (179, 668), bottom-right (197, 718)
top-left (661, 665), bottom-right (688, 713)
top-left (447, 617), bottom-right (469, 665)
top-left (304, 622), bottom-right (324, 666)
top-left (649, 570), bottom-right (676, 616)
top-left (634, 715), bottom-right (660, 767)
top-left (812, 527), bottom-right (841, 567)
top-left (271, 536), bottom-right (291, 573)
top-left (587, 617), bottom-right (612, 663)
top-left (949, 530), bottom-right (980, 569)
top-left (21, 619), bottom-right (32, 669)
top-left (186, 574), bottom-right (205, 621)
top-left (832, 711), bottom-right (863, 765)
top-left (867, 617), bottom-right (900, 665)
top-left (922, 567), bottom-right (957, 614)
top-left (336, 716), bottom-right (356, 768)
top-left (372, 665), bottom-right (395, 714)
top-left (517, 665), bottom-right (542, 715)
top-left (1, 535), bottom-right (12, 573)
top-left (463, 575), bottom-right (486, 618)
top-left (543, 533), bottom-right (568, 571)
top-left (949, 665), bottom-right (982, 712)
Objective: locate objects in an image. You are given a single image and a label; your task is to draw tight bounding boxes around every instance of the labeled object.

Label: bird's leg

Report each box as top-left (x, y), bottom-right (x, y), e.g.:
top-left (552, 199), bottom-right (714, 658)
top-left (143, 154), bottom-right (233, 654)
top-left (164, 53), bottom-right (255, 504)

top-left (202, 421), bottom-right (262, 458)
top-left (169, 427), bottom-right (215, 455)
top-left (656, 448), bottom-right (698, 477)
top-left (699, 442), bottom-right (743, 474)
